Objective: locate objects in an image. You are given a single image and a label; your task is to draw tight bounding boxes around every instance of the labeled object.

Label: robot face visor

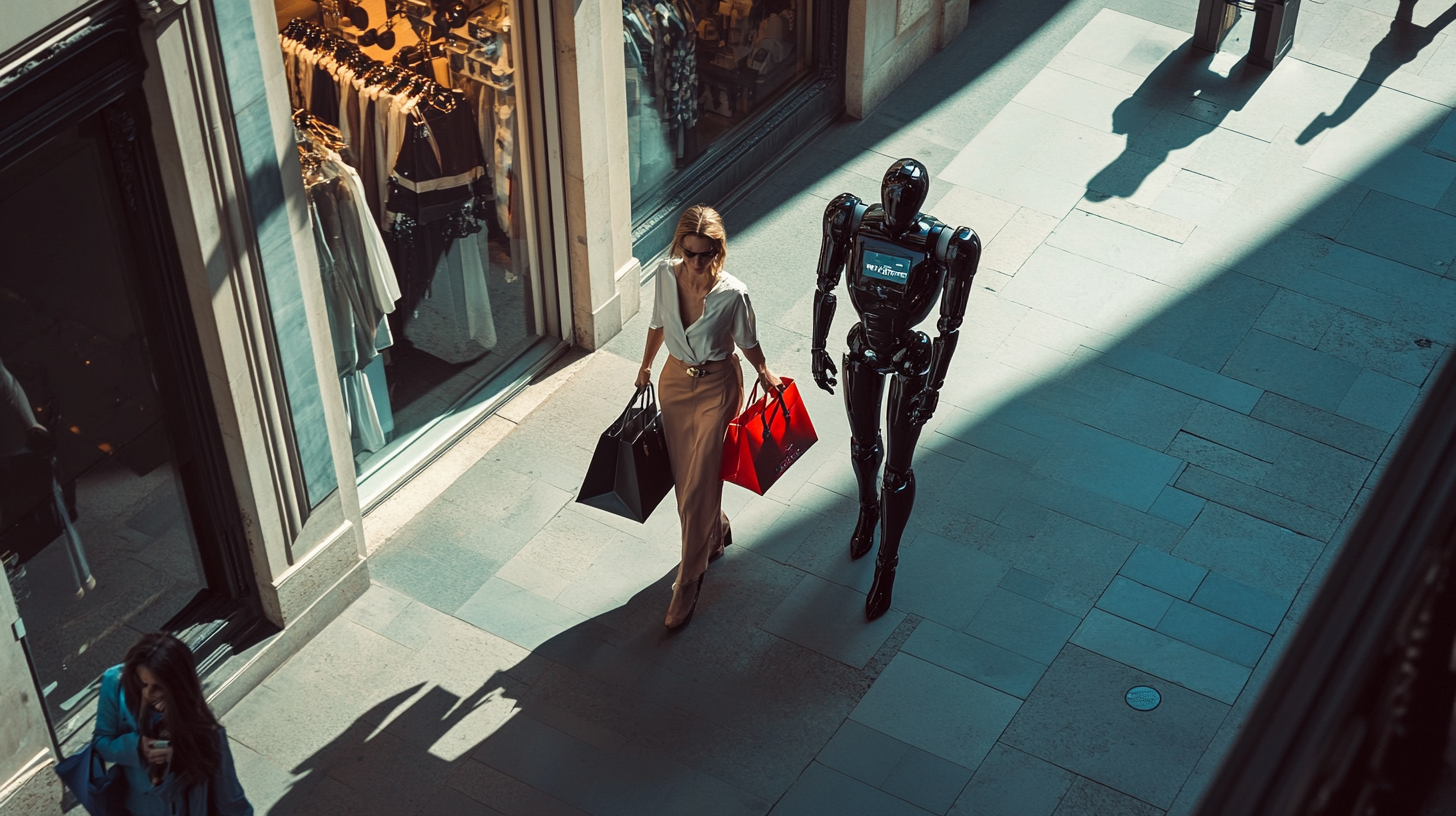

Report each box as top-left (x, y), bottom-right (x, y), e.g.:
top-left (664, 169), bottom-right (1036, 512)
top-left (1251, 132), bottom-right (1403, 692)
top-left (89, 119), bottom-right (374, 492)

top-left (881, 160), bottom-right (929, 228)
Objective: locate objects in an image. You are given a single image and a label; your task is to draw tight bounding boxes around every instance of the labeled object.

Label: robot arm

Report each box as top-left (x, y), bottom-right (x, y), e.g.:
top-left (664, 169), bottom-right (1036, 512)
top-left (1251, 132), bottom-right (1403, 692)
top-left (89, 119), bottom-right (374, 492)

top-left (812, 193), bottom-right (862, 393)
top-left (911, 225), bottom-right (980, 426)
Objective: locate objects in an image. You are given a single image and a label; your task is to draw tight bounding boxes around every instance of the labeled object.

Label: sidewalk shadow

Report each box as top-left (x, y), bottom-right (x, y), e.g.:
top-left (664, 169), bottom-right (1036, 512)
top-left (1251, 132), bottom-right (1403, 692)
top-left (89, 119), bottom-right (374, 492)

top-left (258, 507), bottom-right (881, 815)
top-left (722, 0), bottom-right (1081, 238)
top-left (1297, 0), bottom-right (1456, 144)
top-left (1086, 40), bottom-right (1268, 202)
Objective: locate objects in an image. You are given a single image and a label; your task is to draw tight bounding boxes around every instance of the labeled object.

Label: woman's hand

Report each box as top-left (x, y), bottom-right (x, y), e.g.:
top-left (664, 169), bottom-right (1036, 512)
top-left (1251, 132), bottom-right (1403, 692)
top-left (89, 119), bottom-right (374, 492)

top-left (140, 736), bottom-right (172, 767)
top-left (635, 366), bottom-right (652, 389)
top-left (758, 367), bottom-right (785, 395)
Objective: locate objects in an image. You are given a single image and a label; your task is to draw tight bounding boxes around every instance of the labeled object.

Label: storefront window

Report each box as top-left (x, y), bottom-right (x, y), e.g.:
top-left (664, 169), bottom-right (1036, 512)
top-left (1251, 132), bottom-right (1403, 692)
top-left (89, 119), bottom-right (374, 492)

top-left (623, 0), bottom-right (811, 211)
top-left (0, 117), bottom-right (207, 740)
top-left (277, 0), bottom-right (545, 487)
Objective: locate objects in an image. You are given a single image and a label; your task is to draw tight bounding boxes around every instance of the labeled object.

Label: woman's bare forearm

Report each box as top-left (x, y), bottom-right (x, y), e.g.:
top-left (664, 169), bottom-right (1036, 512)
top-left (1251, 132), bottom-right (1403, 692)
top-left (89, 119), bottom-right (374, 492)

top-left (637, 327), bottom-right (665, 387)
top-left (741, 344), bottom-right (784, 392)
top-left (641, 327), bottom-right (664, 371)
top-left (741, 343), bottom-right (768, 375)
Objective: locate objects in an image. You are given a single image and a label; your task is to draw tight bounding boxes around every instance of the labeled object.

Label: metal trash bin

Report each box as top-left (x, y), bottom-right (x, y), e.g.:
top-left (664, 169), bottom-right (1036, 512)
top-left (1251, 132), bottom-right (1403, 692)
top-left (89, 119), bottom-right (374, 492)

top-left (1250, 0), bottom-right (1300, 69)
top-left (1193, 0), bottom-right (1241, 53)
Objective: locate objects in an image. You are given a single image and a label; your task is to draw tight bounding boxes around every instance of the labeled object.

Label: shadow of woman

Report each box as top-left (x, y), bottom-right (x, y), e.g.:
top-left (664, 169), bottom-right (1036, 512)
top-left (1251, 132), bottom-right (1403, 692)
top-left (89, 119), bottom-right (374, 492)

top-left (262, 506), bottom-right (892, 816)
top-left (1085, 40), bottom-right (1269, 202)
top-left (1297, 0), bottom-right (1456, 144)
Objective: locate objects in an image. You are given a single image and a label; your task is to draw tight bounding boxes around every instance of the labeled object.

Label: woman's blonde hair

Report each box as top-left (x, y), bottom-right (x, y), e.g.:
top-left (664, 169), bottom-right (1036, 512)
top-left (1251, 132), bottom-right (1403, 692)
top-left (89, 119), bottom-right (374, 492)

top-left (670, 204), bottom-right (728, 278)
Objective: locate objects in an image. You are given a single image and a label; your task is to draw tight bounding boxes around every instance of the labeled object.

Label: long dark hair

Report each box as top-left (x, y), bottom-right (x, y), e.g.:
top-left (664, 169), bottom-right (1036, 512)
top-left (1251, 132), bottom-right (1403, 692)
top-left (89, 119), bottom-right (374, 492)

top-left (121, 632), bottom-right (221, 789)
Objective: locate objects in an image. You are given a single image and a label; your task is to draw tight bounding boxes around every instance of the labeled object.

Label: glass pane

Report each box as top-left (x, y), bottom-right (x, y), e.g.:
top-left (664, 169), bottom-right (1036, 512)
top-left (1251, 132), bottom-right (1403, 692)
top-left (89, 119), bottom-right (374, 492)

top-left (624, 0), bottom-right (812, 210)
top-left (279, 0), bottom-right (545, 482)
top-left (0, 117), bottom-right (206, 737)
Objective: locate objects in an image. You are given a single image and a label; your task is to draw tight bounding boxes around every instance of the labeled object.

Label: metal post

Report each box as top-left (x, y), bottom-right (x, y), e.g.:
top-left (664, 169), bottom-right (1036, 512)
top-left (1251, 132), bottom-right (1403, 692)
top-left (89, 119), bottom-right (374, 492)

top-left (1194, 0), bottom-right (1241, 53)
top-left (1250, 0), bottom-right (1301, 69)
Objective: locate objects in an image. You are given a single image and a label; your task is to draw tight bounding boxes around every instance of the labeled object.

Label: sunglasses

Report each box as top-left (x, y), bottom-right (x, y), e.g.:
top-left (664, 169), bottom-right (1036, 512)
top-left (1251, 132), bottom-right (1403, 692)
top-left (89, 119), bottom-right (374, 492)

top-left (682, 247), bottom-right (719, 260)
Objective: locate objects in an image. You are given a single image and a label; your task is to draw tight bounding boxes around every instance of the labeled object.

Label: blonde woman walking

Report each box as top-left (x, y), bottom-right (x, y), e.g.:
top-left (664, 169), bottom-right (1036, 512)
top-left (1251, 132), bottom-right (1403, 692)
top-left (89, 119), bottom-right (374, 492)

top-left (637, 205), bottom-right (784, 629)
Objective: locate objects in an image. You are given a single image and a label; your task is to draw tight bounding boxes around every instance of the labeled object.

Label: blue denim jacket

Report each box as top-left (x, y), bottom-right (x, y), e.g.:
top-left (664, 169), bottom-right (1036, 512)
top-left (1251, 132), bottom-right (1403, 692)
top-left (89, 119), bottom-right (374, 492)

top-left (93, 665), bottom-right (253, 816)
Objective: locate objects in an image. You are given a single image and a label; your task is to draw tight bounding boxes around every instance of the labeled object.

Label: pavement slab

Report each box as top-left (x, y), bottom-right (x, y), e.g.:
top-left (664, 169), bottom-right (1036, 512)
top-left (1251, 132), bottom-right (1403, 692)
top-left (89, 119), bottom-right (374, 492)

top-left (1001, 645), bottom-right (1228, 808)
top-left (952, 743), bottom-right (1074, 816)
top-left (849, 653), bottom-right (1022, 770)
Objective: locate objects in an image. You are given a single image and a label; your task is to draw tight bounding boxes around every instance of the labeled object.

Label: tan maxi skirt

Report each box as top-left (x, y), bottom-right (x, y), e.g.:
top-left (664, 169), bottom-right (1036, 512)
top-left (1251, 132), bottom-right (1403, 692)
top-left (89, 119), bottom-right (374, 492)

top-left (658, 354), bottom-right (744, 588)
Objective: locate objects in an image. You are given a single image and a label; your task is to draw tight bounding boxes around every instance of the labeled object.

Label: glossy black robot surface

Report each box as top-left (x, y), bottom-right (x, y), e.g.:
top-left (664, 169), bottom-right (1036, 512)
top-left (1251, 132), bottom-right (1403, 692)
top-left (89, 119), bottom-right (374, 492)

top-left (811, 158), bottom-right (981, 621)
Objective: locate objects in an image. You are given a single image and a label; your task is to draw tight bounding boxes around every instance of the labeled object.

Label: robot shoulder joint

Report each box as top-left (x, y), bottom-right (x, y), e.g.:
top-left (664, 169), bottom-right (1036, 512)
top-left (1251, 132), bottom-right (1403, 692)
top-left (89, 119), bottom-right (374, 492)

top-left (952, 227), bottom-right (981, 254)
top-left (824, 193), bottom-right (863, 240)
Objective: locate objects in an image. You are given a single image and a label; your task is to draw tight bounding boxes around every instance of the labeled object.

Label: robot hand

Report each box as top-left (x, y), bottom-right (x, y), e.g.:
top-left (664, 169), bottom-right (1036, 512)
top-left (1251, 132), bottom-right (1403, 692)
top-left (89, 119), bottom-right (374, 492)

top-left (908, 389), bottom-right (939, 427)
top-left (811, 348), bottom-right (838, 394)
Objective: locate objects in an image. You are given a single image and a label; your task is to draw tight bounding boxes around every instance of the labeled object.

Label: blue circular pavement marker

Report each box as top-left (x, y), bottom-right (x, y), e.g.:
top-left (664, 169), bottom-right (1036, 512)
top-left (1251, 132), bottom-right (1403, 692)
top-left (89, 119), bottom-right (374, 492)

top-left (1126, 686), bottom-right (1161, 711)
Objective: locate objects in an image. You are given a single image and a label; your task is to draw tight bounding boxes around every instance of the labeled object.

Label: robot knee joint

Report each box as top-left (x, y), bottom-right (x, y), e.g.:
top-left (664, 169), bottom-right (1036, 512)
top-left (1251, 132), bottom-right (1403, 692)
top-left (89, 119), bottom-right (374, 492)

top-left (882, 468), bottom-right (915, 493)
top-left (850, 437), bottom-right (883, 462)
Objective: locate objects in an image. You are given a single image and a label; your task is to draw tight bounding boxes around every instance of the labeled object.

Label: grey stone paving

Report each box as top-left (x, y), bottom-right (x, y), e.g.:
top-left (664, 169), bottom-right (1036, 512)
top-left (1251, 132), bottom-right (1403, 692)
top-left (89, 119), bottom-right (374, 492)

top-left (222, 1), bottom-right (1456, 814)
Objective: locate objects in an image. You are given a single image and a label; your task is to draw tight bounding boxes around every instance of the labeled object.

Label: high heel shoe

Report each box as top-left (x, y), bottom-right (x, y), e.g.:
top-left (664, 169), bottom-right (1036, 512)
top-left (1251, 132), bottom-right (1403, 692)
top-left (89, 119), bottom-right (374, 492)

top-left (665, 574), bottom-right (705, 629)
top-left (849, 503), bottom-right (878, 561)
top-left (865, 552), bottom-right (897, 621)
top-left (709, 527), bottom-right (733, 563)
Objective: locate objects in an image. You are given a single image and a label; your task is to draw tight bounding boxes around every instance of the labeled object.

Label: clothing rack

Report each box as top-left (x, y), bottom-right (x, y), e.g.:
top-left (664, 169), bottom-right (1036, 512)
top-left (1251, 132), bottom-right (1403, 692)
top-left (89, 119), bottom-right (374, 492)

top-left (280, 18), bottom-right (464, 113)
top-left (294, 108), bottom-right (346, 182)
top-left (282, 13), bottom-right (502, 368)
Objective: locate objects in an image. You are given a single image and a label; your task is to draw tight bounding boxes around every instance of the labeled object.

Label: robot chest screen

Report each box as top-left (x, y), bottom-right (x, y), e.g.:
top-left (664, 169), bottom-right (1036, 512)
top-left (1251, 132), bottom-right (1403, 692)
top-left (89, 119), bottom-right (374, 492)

top-left (854, 237), bottom-right (924, 294)
top-left (863, 247), bottom-right (912, 285)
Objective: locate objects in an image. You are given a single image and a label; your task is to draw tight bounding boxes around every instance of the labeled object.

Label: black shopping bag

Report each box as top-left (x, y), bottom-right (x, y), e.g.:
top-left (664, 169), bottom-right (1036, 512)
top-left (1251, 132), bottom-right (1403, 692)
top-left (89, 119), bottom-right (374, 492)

top-left (576, 384), bottom-right (675, 522)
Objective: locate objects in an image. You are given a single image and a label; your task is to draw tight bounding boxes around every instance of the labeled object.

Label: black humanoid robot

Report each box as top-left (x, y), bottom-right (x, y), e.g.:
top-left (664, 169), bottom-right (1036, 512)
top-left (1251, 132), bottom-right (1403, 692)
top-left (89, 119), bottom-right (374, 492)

top-left (811, 158), bottom-right (981, 621)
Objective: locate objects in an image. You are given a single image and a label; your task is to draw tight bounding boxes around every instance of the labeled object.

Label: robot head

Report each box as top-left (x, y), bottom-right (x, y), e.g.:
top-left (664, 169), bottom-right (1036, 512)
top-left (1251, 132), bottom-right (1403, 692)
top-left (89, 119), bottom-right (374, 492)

top-left (881, 159), bottom-right (928, 232)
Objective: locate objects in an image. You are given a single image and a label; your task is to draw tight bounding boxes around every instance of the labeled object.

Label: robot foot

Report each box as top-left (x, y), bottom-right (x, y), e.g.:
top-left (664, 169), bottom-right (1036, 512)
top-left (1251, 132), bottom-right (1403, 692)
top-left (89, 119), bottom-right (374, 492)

top-left (865, 554), bottom-right (898, 621)
top-left (849, 503), bottom-right (879, 561)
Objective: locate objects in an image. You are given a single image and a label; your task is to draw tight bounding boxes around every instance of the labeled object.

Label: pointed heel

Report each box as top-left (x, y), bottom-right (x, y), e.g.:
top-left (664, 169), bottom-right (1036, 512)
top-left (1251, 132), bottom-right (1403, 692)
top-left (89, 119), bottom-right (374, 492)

top-left (849, 504), bottom-right (878, 560)
top-left (865, 554), bottom-right (897, 621)
top-left (710, 528), bottom-right (733, 563)
top-left (665, 574), bottom-right (705, 629)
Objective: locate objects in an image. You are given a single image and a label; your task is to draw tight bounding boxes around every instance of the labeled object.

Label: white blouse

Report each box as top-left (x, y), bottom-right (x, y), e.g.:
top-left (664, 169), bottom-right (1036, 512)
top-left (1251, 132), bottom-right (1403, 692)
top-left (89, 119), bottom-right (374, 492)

top-left (648, 260), bottom-right (760, 365)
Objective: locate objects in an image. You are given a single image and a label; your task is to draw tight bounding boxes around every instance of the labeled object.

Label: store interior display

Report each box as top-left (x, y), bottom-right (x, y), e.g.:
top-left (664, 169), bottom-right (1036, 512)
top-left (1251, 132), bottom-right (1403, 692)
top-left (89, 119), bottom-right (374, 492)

top-left (278, 0), bottom-right (540, 477)
top-left (624, 0), bottom-right (804, 205)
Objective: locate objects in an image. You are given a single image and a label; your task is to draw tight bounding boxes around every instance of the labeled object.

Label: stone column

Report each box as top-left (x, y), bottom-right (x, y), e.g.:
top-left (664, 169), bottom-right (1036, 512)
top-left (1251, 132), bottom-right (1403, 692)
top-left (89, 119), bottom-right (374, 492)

top-left (552, 0), bottom-right (641, 351)
top-left (846, 0), bottom-right (971, 119)
top-left (132, 0), bottom-right (368, 712)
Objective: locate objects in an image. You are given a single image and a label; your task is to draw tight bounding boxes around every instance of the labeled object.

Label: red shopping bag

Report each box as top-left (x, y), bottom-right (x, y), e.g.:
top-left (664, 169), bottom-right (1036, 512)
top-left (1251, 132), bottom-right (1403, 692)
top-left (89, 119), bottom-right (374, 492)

top-left (721, 377), bottom-right (818, 495)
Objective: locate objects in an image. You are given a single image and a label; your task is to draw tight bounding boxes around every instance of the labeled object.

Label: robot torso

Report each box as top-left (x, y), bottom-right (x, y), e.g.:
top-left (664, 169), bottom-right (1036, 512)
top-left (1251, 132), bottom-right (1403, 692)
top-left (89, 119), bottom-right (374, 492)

top-left (845, 207), bottom-right (947, 360)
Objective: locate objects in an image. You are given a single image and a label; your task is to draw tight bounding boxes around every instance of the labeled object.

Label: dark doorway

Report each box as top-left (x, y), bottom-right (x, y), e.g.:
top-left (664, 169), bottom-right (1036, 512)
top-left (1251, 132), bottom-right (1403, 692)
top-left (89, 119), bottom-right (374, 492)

top-left (0, 0), bottom-right (261, 750)
top-left (0, 113), bottom-right (210, 743)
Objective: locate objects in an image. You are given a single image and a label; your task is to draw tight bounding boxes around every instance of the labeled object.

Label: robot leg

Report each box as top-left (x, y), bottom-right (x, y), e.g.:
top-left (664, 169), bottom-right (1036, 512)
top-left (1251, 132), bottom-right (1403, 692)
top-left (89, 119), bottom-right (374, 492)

top-left (842, 352), bottom-right (886, 560)
top-left (866, 372), bottom-right (929, 621)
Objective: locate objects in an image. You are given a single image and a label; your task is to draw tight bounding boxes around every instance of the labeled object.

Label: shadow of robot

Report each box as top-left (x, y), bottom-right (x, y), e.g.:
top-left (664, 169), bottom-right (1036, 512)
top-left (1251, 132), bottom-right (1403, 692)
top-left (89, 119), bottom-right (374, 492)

top-left (1087, 40), bottom-right (1271, 202)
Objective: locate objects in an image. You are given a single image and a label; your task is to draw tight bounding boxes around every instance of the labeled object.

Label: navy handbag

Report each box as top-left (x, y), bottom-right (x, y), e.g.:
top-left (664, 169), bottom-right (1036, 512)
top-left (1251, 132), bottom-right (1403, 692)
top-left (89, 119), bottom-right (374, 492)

top-left (55, 737), bottom-right (125, 815)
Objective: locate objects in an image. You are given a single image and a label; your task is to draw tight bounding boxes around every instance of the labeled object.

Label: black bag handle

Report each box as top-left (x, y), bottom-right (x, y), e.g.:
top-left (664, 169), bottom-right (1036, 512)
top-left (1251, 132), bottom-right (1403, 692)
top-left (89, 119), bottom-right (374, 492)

top-left (610, 384), bottom-right (657, 436)
top-left (742, 381), bottom-right (791, 445)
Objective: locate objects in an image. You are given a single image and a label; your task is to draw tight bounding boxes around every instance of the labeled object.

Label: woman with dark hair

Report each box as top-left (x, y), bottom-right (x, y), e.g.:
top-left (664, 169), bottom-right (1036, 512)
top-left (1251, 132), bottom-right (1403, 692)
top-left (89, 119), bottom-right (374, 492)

top-left (93, 632), bottom-right (252, 815)
top-left (637, 204), bottom-right (783, 629)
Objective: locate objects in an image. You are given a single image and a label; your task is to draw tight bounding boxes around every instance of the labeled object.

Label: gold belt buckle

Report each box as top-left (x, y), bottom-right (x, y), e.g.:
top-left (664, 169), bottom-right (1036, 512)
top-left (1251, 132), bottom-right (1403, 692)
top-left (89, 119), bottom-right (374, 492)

top-left (685, 364), bottom-right (707, 378)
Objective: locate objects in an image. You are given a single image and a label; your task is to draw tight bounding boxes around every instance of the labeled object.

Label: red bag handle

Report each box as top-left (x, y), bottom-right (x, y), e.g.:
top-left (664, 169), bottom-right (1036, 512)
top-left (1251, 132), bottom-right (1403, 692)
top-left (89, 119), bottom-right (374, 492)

top-left (741, 379), bottom-right (792, 442)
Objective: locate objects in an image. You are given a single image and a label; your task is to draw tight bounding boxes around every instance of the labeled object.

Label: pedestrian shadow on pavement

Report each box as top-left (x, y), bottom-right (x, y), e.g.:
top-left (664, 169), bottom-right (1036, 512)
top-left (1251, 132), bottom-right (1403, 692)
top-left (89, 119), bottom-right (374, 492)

top-left (1086, 40), bottom-right (1269, 202)
top-left (1297, 0), bottom-right (1456, 144)
top-left (255, 503), bottom-right (901, 816)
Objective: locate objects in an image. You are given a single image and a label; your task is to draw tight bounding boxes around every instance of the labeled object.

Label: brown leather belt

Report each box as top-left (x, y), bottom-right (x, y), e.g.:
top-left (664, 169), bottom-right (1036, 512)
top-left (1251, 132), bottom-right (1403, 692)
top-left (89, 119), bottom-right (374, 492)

top-left (671, 356), bottom-right (730, 378)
